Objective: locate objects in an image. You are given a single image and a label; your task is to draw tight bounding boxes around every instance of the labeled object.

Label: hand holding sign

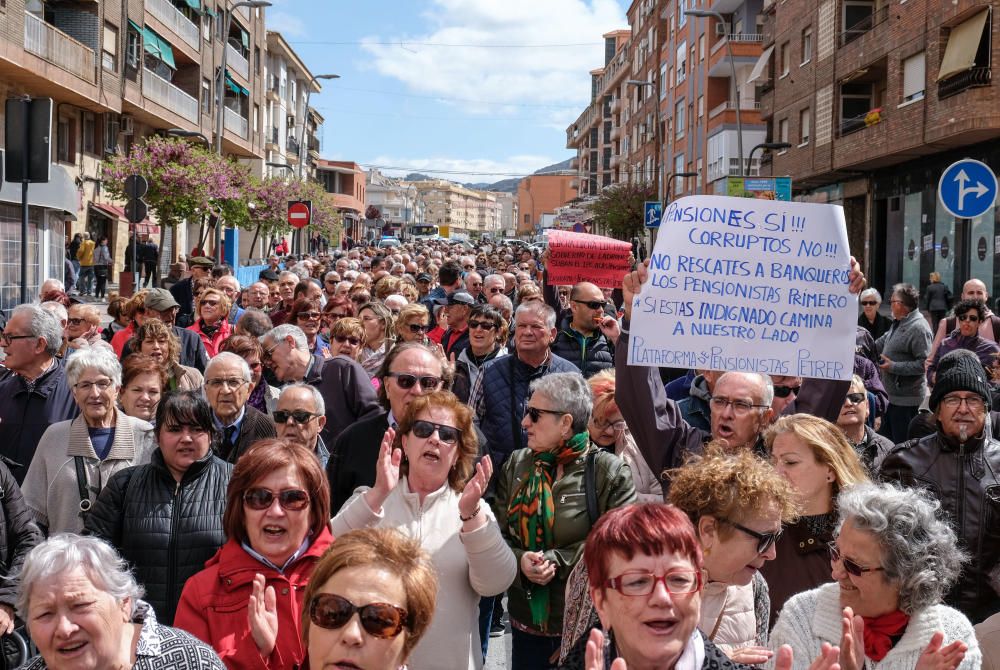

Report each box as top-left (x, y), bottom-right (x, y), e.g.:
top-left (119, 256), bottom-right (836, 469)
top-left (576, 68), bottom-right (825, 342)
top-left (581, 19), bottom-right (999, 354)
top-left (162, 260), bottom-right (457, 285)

top-left (546, 230), bottom-right (632, 289)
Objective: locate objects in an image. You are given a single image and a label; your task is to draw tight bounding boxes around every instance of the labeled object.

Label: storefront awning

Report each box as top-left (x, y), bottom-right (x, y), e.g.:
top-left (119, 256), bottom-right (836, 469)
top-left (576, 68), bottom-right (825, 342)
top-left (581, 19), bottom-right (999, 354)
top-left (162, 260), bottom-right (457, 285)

top-left (938, 8), bottom-right (990, 81)
top-left (747, 45), bottom-right (775, 83)
top-left (224, 71), bottom-right (250, 96)
top-left (89, 203), bottom-right (160, 236)
top-left (0, 163), bottom-right (78, 220)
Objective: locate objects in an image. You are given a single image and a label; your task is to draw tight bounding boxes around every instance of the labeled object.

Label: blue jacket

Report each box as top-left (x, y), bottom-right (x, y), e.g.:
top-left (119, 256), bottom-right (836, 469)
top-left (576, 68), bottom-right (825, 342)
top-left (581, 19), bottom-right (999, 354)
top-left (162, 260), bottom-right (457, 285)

top-left (0, 359), bottom-right (79, 483)
top-left (676, 374), bottom-right (712, 432)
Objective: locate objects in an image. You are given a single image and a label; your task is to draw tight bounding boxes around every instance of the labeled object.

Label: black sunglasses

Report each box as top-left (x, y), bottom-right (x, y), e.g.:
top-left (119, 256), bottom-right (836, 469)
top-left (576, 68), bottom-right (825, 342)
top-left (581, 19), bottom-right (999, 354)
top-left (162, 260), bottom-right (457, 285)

top-left (273, 410), bottom-right (319, 425)
top-left (573, 299), bottom-right (607, 310)
top-left (309, 593), bottom-right (409, 639)
top-left (957, 314), bottom-right (980, 322)
top-left (726, 520), bottom-right (780, 554)
top-left (243, 488), bottom-right (310, 511)
top-left (773, 385), bottom-right (801, 399)
top-left (386, 372), bottom-right (442, 391)
top-left (333, 334), bottom-right (362, 347)
top-left (407, 323), bottom-right (429, 333)
top-left (524, 406), bottom-right (567, 423)
top-left (468, 320), bottom-right (496, 331)
top-left (845, 392), bottom-right (866, 405)
top-left (860, 300), bottom-right (878, 306)
top-left (411, 419), bottom-right (461, 445)
top-left (828, 542), bottom-right (884, 577)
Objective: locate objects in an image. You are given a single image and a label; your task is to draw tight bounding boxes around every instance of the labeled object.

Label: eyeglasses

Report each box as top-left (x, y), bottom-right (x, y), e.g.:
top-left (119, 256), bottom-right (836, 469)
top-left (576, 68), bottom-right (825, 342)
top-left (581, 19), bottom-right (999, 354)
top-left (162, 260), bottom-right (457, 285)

top-left (407, 323), bottom-right (429, 334)
top-left (333, 334), bottom-right (362, 347)
top-left (386, 372), bottom-right (442, 391)
top-left (273, 409), bottom-right (320, 424)
top-left (957, 314), bottom-right (981, 323)
top-left (592, 417), bottom-right (626, 433)
top-left (845, 392), bottom-right (866, 405)
top-left (828, 542), bottom-right (884, 577)
top-left (411, 419), bottom-right (461, 445)
top-left (262, 342), bottom-right (280, 363)
top-left (939, 394), bottom-right (986, 411)
top-left (205, 378), bottom-right (248, 390)
top-left (524, 406), bottom-right (567, 423)
top-left (74, 379), bottom-right (114, 393)
top-left (708, 397), bottom-right (769, 416)
top-left (243, 488), bottom-right (310, 511)
top-left (351, 295), bottom-right (371, 303)
top-left (725, 520), bottom-right (781, 554)
top-left (605, 570), bottom-right (702, 596)
top-left (468, 320), bottom-right (496, 331)
top-left (0, 333), bottom-right (34, 346)
top-left (487, 287), bottom-right (505, 294)
top-left (200, 299), bottom-right (220, 307)
top-left (67, 317), bottom-right (89, 327)
top-left (860, 301), bottom-right (878, 306)
top-left (297, 312), bottom-right (322, 321)
top-left (773, 385), bottom-right (801, 399)
top-left (309, 593), bottom-right (409, 639)
top-left (463, 265), bottom-right (475, 270)
top-left (573, 299), bottom-right (607, 310)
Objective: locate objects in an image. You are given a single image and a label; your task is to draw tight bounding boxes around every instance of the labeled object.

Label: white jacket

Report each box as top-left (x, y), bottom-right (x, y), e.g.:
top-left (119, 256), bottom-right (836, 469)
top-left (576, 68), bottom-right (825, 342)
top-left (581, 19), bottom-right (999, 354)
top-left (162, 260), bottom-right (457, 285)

top-left (768, 583), bottom-right (981, 670)
top-left (615, 430), bottom-right (663, 502)
top-left (331, 479), bottom-right (517, 670)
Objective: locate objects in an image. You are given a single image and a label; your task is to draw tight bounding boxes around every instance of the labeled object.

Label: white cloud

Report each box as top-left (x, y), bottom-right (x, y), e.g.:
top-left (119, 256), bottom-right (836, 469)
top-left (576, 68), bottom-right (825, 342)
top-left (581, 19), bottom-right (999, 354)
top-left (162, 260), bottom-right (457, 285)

top-left (364, 154), bottom-right (560, 184)
top-left (359, 0), bottom-right (627, 117)
top-left (266, 10), bottom-right (306, 38)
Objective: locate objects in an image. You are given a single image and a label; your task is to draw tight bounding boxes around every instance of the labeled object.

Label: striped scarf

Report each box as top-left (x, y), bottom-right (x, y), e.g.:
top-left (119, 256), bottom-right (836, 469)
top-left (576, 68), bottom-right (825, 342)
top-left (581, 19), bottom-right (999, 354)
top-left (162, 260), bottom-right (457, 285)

top-left (507, 431), bottom-right (591, 630)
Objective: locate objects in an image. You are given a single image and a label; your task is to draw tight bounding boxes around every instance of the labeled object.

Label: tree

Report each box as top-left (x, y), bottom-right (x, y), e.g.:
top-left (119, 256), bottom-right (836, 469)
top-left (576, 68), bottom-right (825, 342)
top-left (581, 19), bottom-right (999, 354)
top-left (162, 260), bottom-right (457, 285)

top-left (588, 181), bottom-right (657, 239)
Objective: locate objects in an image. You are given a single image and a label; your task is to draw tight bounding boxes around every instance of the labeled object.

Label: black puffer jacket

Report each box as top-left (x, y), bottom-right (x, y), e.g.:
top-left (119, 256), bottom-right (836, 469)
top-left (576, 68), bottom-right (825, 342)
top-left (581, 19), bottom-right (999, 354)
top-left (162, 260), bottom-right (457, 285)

top-left (84, 449), bottom-right (232, 624)
top-left (549, 316), bottom-right (615, 379)
top-left (0, 462), bottom-right (42, 608)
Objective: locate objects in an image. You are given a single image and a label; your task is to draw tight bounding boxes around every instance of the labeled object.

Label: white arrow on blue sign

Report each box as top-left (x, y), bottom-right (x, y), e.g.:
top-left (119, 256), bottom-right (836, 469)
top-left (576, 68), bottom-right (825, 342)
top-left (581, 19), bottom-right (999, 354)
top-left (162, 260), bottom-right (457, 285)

top-left (644, 201), bottom-right (662, 229)
top-left (938, 159), bottom-right (998, 219)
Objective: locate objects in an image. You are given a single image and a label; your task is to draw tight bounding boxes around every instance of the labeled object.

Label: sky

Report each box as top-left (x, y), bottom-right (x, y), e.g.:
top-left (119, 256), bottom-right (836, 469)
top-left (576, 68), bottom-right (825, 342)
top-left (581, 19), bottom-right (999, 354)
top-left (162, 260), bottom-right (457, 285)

top-left (266, 0), bottom-right (630, 183)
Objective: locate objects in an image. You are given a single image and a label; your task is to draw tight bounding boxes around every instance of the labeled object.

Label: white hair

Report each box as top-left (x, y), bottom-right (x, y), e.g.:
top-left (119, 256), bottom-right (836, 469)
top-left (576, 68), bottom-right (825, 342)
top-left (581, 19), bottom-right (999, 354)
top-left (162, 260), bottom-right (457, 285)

top-left (40, 278), bottom-right (64, 294)
top-left (11, 304), bottom-right (63, 356)
top-left (262, 324), bottom-right (309, 352)
top-left (65, 347), bottom-right (123, 388)
top-left (278, 383), bottom-right (326, 416)
top-left (217, 275), bottom-right (241, 291)
top-left (40, 301), bottom-right (68, 325)
top-left (205, 351), bottom-right (252, 383)
top-left (384, 294), bottom-right (408, 310)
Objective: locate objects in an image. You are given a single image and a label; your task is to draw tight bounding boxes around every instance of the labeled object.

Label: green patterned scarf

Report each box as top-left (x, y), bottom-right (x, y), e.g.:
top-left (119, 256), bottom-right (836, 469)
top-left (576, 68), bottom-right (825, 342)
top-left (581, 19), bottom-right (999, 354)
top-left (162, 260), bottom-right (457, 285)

top-left (507, 431), bottom-right (591, 630)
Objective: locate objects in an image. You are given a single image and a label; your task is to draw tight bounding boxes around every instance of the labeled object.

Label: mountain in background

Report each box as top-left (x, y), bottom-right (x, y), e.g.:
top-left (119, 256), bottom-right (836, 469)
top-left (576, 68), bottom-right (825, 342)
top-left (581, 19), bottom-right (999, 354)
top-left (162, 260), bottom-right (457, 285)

top-left (402, 158), bottom-right (574, 195)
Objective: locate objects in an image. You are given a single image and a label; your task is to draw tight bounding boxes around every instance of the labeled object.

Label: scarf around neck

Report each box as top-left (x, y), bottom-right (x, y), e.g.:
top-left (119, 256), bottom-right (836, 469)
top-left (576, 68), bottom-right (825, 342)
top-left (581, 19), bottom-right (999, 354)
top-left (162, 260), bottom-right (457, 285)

top-left (862, 609), bottom-right (910, 662)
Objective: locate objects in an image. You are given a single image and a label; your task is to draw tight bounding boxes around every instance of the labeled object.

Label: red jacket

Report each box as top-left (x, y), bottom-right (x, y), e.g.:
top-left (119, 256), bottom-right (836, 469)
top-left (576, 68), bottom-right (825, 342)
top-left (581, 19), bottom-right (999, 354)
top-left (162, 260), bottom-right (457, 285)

top-left (173, 528), bottom-right (334, 670)
top-left (187, 319), bottom-right (232, 359)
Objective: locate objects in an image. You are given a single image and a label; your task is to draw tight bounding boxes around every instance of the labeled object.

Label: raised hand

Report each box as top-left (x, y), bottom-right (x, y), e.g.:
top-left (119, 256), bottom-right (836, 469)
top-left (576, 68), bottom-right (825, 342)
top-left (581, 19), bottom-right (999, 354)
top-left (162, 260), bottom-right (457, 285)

top-left (248, 573), bottom-right (278, 656)
top-left (598, 315), bottom-right (621, 345)
top-left (848, 256), bottom-right (866, 295)
top-left (915, 631), bottom-right (968, 670)
top-left (585, 628), bottom-right (628, 670)
top-left (458, 456), bottom-right (492, 528)
top-left (364, 427), bottom-right (400, 512)
top-left (621, 260), bottom-right (649, 322)
top-left (839, 607), bottom-right (865, 670)
top-left (774, 642), bottom-right (841, 670)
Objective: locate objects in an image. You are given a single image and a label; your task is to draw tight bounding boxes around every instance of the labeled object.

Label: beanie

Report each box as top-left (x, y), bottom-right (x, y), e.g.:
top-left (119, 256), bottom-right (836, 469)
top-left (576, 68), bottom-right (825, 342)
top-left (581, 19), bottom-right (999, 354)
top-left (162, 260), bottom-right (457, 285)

top-left (929, 350), bottom-right (991, 411)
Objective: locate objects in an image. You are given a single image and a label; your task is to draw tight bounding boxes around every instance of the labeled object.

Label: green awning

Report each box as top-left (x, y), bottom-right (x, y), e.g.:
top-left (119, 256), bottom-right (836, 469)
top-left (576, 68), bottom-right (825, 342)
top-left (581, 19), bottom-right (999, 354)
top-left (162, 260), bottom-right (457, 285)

top-left (203, 6), bottom-right (217, 17)
top-left (142, 25), bottom-right (175, 70)
top-left (182, 0), bottom-right (201, 10)
top-left (224, 71), bottom-right (249, 97)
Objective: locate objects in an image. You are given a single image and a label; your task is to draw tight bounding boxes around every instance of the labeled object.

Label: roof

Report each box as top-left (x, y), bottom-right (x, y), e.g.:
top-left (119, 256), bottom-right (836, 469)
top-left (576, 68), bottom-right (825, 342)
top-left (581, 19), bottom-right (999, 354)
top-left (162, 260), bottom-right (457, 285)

top-left (265, 31), bottom-right (320, 92)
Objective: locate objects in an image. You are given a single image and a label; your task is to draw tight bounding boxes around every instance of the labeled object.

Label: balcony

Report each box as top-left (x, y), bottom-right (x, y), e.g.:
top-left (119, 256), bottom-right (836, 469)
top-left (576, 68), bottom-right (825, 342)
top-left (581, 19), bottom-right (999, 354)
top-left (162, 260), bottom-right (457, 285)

top-left (266, 126), bottom-right (279, 148)
top-left (23, 11), bottom-right (96, 84)
top-left (840, 6), bottom-right (888, 46)
top-left (307, 135), bottom-right (320, 156)
top-left (286, 135), bottom-right (300, 156)
top-left (938, 67), bottom-right (992, 99)
top-left (838, 107), bottom-right (884, 138)
top-left (227, 43), bottom-right (249, 80)
top-left (145, 0), bottom-right (200, 50)
top-left (569, 157), bottom-right (579, 170)
top-left (709, 99), bottom-right (762, 118)
top-left (266, 75), bottom-right (280, 101)
top-left (142, 67), bottom-right (198, 123)
top-left (711, 33), bottom-right (765, 55)
top-left (224, 106), bottom-right (248, 138)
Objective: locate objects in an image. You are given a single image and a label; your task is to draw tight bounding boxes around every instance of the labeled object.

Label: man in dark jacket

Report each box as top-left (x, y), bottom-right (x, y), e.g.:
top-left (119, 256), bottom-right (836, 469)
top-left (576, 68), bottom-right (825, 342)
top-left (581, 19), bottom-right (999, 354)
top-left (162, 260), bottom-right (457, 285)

top-left (205, 353), bottom-right (276, 463)
top-left (139, 236), bottom-right (159, 288)
top-left (439, 291), bottom-right (474, 357)
top-left (169, 256), bottom-right (214, 328)
top-left (0, 460), bottom-right (42, 629)
top-left (879, 351), bottom-right (1000, 624)
top-left (117, 289), bottom-right (209, 373)
top-left (0, 305), bottom-right (78, 483)
top-left (675, 370), bottom-right (719, 431)
top-left (260, 324), bottom-right (325, 385)
top-left (544, 279), bottom-right (615, 378)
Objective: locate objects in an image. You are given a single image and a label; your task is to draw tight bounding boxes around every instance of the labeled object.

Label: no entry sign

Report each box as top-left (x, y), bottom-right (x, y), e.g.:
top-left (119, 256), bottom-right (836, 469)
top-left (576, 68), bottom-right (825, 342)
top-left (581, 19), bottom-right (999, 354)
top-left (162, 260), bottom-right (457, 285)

top-left (288, 200), bottom-right (312, 229)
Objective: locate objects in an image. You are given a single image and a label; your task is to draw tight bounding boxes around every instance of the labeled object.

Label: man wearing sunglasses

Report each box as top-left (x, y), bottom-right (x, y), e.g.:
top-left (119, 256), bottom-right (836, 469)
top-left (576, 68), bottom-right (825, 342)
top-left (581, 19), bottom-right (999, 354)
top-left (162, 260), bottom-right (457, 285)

top-left (275, 384), bottom-right (330, 468)
top-left (545, 280), bottom-right (615, 378)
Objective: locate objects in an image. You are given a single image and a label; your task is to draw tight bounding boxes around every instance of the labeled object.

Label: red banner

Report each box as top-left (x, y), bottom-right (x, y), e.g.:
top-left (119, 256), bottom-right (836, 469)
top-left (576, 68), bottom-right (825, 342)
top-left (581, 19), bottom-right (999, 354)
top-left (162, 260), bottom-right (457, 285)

top-left (546, 230), bottom-right (632, 288)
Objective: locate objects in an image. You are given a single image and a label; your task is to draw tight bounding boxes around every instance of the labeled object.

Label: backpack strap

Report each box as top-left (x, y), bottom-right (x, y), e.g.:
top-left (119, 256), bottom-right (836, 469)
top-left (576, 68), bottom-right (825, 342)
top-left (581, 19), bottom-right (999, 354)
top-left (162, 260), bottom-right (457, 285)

top-left (585, 450), bottom-right (598, 526)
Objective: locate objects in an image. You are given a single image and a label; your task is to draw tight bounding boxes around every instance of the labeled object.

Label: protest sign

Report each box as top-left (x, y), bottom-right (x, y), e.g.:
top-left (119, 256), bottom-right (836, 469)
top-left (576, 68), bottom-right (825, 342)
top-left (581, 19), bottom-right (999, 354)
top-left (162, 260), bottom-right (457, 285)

top-left (627, 195), bottom-right (856, 381)
top-left (546, 230), bottom-right (632, 289)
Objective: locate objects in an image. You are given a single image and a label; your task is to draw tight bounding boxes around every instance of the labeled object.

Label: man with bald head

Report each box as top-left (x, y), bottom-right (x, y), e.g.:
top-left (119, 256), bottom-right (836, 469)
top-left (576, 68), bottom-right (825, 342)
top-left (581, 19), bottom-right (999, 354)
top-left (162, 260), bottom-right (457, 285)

top-left (548, 281), bottom-right (615, 377)
top-left (927, 278), bottom-right (1000, 367)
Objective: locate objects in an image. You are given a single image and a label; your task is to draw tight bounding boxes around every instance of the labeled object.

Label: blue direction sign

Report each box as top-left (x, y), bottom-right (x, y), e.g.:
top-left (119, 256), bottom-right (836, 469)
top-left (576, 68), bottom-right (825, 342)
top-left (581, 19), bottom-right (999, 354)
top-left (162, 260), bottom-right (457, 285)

top-left (938, 159), bottom-right (998, 219)
top-left (644, 201), bottom-right (662, 229)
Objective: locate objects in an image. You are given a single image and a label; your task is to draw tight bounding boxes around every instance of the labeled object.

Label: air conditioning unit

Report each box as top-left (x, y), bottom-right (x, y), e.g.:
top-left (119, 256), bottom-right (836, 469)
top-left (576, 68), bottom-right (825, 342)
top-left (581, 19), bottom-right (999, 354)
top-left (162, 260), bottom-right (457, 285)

top-left (715, 23), bottom-right (730, 36)
top-left (120, 115), bottom-right (135, 135)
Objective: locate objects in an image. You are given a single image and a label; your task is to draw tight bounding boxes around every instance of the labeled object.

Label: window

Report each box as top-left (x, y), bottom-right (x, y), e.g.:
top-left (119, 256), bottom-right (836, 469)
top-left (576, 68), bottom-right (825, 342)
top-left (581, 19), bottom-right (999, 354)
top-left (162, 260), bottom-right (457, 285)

top-left (801, 27), bottom-right (812, 64)
top-left (778, 118), bottom-right (789, 145)
top-left (780, 42), bottom-right (790, 76)
top-left (675, 154), bottom-right (686, 194)
top-left (902, 52), bottom-right (926, 102)
top-left (676, 42), bottom-right (687, 84)
top-left (202, 78), bottom-right (211, 115)
top-left (125, 27), bottom-right (140, 69)
top-left (57, 118), bottom-right (75, 163)
top-left (799, 108), bottom-right (810, 144)
top-left (660, 63), bottom-right (668, 99)
top-left (675, 99), bottom-right (685, 139)
top-left (253, 103), bottom-right (260, 134)
top-left (699, 34), bottom-right (705, 61)
top-left (696, 158), bottom-right (703, 188)
top-left (202, 13), bottom-right (211, 41)
top-left (679, 0), bottom-right (687, 27)
top-left (102, 23), bottom-right (117, 72)
top-left (103, 114), bottom-right (119, 153)
top-left (254, 46), bottom-right (261, 74)
top-left (82, 113), bottom-right (96, 154)
top-left (697, 95), bottom-right (704, 117)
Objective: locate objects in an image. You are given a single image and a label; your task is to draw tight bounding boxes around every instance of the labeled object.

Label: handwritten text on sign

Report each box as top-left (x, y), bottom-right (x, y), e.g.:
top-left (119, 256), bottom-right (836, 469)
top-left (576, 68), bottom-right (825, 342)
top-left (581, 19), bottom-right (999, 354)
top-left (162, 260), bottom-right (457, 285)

top-left (627, 195), bottom-right (856, 381)
top-left (546, 230), bottom-right (632, 289)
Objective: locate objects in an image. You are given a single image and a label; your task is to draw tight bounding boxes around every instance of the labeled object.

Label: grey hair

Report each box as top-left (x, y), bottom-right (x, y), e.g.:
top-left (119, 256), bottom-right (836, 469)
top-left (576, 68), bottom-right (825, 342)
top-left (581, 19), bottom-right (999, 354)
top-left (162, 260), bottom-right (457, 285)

top-left (716, 371), bottom-right (774, 407)
top-left (262, 324), bottom-right (309, 352)
top-left (490, 294), bottom-right (514, 316)
top-left (483, 275), bottom-right (505, 290)
top-left (891, 283), bottom-right (919, 311)
top-left (836, 482), bottom-right (966, 615)
top-left (515, 301), bottom-right (557, 330)
top-left (40, 278), bottom-right (64, 293)
top-left (279, 270), bottom-right (299, 284)
top-left (530, 372), bottom-right (593, 434)
top-left (860, 288), bottom-right (882, 303)
top-left (217, 275), bottom-right (241, 291)
top-left (278, 382), bottom-right (326, 416)
top-left (17, 534), bottom-right (145, 620)
top-left (40, 301), bottom-right (68, 325)
top-left (65, 346), bottom-right (122, 388)
top-left (288, 266), bottom-right (309, 280)
top-left (205, 351), bottom-right (252, 383)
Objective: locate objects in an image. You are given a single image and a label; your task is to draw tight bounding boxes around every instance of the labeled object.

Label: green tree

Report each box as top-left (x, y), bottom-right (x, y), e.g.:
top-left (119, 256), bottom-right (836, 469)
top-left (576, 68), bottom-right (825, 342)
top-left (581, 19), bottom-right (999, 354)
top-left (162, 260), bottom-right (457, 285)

top-left (589, 181), bottom-right (657, 239)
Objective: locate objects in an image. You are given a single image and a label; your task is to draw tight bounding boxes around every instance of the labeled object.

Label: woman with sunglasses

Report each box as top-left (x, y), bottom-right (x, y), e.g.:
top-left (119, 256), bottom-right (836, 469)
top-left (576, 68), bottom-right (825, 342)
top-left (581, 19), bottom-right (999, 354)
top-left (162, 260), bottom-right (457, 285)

top-left (84, 390), bottom-right (231, 625)
top-left (331, 390), bottom-right (517, 669)
top-left (494, 371), bottom-right (636, 669)
top-left (303, 527), bottom-right (437, 670)
top-left (760, 414), bottom-right (869, 628)
top-left (328, 317), bottom-right (366, 362)
top-left (289, 297), bottom-right (329, 357)
top-left (451, 305), bottom-right (508, 403)
top-left (770, 482), bottom-right (979, 670)
top-left (927, 299), bottom-right (999, 386)
top-left (836, 375), bottom-right (894, 470)
top-left (322, 296), bottom-right (355, 337)
top-left (175, 439), bottom-right (333, 669)
top-left (358, 302), bottom-right (396, 378)
top-left (858, 288), bottom-right (892, 341)
top-left (187, 287), bottom-right (232, 359)
top-left (394, 303), bottom-right (431, 344)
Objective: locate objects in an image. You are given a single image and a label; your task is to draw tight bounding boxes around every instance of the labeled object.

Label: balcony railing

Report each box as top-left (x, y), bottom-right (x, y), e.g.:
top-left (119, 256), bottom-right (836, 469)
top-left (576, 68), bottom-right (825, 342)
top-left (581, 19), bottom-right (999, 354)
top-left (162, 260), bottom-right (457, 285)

top-left (286, 135), bottom-right (300, 155)
top-left (711, 33), bottom-right (764, 55)
top-left (267, 126), bottom-right (279, 145)
top-left (23, 12), bottom-right (96, 83)
top-left (307, 136), bottom-right (320, 154)
top-left (224, 106), bottom-right (248, 138)
top-left (143, 67), bottom-right (198, 122)
top-left (145, 0), bottom-right (199, 49)
top-left (709, 99), bottom-right (763, 117)
top-left (838, 107), bottom-right (884, 137)
top-left (938, 67), bottom-right (992, 99)
top-left (840, 6), bottom-right (888, 46)
top-left (227, 43), bottom-right (249, 80)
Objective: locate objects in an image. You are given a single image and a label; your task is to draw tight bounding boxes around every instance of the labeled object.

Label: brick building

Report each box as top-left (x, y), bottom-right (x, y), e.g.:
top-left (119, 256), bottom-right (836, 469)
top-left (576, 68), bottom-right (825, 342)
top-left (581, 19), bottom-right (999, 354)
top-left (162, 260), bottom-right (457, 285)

top-left (517, 173), bottom-right (578, 236)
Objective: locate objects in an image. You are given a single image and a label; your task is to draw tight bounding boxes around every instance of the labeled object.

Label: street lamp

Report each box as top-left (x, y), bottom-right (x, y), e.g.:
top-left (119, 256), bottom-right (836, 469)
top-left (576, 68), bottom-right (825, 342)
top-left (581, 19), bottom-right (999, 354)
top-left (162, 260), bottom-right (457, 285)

top-left (685, 9), bottom-right (745, 176)
top-left (266, 161), bottom-right (294, 174)
top-left (748, 142), bottom-right (792, 175)
top-left (666, 171), bottom-right (698, 204)
top-left (166, 128), bottom-right (210, 146)
top-left (214, 0), bottom-right (271, 263)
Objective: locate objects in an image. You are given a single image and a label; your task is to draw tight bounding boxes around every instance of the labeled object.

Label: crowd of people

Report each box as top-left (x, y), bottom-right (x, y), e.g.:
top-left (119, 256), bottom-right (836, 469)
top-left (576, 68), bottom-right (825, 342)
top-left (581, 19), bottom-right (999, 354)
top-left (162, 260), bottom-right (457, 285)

top-left (0, 237), bottom-right (996, 670)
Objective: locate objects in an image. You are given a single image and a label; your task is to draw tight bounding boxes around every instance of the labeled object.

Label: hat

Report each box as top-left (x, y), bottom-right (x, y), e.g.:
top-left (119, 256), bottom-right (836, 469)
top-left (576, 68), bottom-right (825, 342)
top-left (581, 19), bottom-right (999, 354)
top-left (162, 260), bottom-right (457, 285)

top-left (440, 291), bottom-right (475, 307)
top-left (189, 256), bottom-right (215, 268)
top-left (145, 288), bottom-right (180, 312)
top-left (259, 269), bottom-right (280, 282)
top-left (416, 273), bottom-right (432, 283)
top-left (928, 351), bottom-right (992, 411)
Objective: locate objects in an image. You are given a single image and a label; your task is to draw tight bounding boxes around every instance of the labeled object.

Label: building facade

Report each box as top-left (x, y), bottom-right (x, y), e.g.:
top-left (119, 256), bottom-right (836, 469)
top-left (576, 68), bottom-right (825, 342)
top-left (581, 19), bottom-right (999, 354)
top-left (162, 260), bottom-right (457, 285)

top-left (365, 169), bottom-right (424, 239)
top-left (516, 173), bottom-right (578, 236)
top-left (410, 179), bottom-right (501, 240)
top-left (315, 159), bottom-right (365, 242)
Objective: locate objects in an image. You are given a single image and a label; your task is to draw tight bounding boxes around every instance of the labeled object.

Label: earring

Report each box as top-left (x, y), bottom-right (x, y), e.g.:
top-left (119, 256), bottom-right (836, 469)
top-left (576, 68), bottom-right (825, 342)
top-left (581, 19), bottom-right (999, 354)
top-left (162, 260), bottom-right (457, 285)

top-left (703, 548), bottom-right (711, 558)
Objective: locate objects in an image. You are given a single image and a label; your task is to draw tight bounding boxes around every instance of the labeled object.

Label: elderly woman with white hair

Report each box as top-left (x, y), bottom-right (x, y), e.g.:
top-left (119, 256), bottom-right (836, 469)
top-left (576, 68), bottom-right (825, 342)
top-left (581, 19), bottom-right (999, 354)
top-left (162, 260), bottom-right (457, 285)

top-left (768, 482), bottom-right (980, 670)
top-left (858, 287), bottom-right (892, 341)
top-left (18, 534), bottom-right (225, 669)
top-left (22, 348), bottom-right (156, 535)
